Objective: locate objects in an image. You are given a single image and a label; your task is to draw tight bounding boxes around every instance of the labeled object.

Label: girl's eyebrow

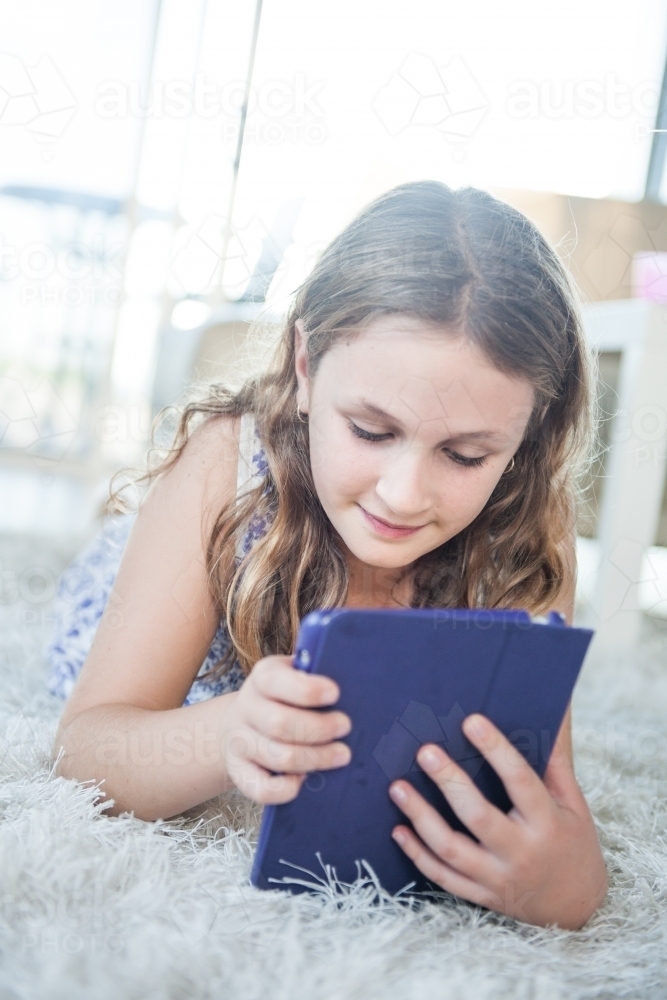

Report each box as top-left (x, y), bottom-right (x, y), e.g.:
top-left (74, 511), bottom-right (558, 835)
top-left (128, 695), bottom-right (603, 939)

top-left (351, 399), bottom-right (506, 445)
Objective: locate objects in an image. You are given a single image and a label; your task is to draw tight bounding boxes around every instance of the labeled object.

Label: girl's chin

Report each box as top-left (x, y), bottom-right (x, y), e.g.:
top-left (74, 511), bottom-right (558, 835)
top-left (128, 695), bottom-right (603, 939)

top-left (338, 532), bottom-right (422, 569)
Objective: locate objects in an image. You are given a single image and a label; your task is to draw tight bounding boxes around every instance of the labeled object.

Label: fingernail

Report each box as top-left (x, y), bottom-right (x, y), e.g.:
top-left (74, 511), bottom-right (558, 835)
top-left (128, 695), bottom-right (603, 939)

top-left (390, 783), bottom-right (408, 803)
top-left (465, 714), bottom-right (488, 739)
top-left (333, 745), bottom-right (351, 765)
top-left (392, 830), bottom-right (406, 846)
top-left (419, 746), bottom-right (440, 770)
top-left (319, 685), bottom-right (338, 704)
top-left (334, 717), bottom-right (351, 737)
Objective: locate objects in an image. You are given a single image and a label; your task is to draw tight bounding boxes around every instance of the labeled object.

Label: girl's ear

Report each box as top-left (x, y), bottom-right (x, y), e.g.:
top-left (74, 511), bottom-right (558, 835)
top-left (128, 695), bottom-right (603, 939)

top-left (294, 319), bottom-right (310, 413)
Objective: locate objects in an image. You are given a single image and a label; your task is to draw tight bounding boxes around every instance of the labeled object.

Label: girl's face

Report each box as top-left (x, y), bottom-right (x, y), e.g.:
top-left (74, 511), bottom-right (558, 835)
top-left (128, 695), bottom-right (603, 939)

top-left (294, 315), bottom-right (535, 595)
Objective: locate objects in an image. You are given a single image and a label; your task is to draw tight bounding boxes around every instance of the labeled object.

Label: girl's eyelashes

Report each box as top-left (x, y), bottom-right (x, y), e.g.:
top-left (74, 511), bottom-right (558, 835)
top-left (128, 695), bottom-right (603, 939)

top-left (347, 420), bottom-right (488, 468)
top-left (444, 450), bottom-right (487, 468)
top-left (348, 420), bottom-right (391, 443)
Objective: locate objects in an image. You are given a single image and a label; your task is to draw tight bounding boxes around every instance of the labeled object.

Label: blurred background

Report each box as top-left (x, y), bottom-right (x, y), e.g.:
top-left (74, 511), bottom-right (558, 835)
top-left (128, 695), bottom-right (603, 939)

top-left (3, 0), bottom-right (667, 648)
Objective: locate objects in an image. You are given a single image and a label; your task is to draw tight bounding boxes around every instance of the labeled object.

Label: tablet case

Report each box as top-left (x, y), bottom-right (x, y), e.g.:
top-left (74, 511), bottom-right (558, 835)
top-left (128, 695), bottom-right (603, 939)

top-left (250, 607), bottom-right (593, 899)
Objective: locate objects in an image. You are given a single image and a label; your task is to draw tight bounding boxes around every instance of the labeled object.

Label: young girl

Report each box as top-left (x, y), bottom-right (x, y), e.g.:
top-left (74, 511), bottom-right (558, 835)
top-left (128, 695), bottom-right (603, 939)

top-left (49, 180), bottom-right (607, 930)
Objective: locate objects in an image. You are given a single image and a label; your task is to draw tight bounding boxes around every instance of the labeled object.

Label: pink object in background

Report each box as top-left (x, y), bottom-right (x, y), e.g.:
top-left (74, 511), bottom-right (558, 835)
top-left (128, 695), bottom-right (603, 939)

top-left (632, 252), bottom-right (667, 304)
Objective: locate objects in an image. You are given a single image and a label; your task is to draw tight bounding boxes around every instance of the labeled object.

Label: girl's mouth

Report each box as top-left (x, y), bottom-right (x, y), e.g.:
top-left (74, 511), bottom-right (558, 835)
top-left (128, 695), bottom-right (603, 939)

top-left (358, 504), bottom-right (426, 539)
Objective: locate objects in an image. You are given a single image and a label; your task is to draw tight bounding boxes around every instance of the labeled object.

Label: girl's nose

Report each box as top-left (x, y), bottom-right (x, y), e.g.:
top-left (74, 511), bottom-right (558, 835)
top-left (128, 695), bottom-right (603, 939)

top-left (374, 449), bottom-right (431, 520)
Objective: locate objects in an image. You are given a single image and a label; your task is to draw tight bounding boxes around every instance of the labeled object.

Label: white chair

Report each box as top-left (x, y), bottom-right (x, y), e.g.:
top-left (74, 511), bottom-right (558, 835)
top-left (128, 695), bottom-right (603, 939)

top-left (578, 299), bottom-right (667, 648)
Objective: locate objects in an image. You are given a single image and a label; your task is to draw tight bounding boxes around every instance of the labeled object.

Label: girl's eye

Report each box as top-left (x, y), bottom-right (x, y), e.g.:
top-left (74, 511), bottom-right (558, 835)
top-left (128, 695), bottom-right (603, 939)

top-left (444, 450), bottom-right (487, 469)
top-left (349, 421), bottom-right (487, 468)
top-left (348, 420), bottom-right (392, 443)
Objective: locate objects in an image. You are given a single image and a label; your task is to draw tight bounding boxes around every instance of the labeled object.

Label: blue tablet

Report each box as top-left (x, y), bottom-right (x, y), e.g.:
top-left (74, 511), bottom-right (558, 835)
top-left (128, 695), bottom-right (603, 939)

top-left (250, 607), bottom-right (593, 900)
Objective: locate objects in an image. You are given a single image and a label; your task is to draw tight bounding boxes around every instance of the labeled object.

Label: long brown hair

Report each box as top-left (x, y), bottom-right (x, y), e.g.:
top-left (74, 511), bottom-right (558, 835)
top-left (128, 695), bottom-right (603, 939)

top-left (108, 181), bottom-right (593, 680)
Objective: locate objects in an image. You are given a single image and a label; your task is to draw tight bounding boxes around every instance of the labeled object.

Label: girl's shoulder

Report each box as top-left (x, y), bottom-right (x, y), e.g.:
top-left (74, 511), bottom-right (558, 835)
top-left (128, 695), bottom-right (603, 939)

top-left (149, 412), bottom-right (253, 541)
top-left (173, 411), bottom-right (245, 474)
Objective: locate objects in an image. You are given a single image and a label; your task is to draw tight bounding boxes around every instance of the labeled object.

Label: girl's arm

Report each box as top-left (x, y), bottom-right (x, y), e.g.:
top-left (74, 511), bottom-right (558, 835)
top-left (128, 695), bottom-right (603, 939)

top-left (52, 415), bottom-right (352, 820)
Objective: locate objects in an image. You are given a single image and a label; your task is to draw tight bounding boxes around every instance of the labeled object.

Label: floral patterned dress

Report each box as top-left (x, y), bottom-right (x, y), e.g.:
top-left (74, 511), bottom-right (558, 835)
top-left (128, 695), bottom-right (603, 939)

top-left (45, 413), bottom-right (271, 706)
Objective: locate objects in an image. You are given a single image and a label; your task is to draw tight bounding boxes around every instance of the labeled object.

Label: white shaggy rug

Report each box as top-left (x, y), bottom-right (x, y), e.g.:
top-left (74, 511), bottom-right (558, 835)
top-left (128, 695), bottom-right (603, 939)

top-left (1, 532), bottom-right (667, 1000)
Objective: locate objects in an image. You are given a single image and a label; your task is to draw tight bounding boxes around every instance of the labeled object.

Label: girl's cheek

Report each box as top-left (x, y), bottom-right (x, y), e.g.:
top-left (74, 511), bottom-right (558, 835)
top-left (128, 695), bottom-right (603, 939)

top-left (439, 471), bottom-right (498, 524)
top-left (309, 422), bottom-right (344, 481)
top-left (311, 438), bottom-right (362, 505)
top-left (335, 459), bottom-right (369, 502)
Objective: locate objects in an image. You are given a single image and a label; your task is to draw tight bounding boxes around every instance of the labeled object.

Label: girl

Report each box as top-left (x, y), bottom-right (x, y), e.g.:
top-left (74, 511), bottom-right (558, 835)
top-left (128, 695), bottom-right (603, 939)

top-left (49, 180), bottom-right (608, 930)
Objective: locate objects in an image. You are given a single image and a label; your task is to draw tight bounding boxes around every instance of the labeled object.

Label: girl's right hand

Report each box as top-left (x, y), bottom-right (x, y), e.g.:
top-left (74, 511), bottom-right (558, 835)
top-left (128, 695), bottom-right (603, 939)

top-left (219, 654), bottom-right (353, 804)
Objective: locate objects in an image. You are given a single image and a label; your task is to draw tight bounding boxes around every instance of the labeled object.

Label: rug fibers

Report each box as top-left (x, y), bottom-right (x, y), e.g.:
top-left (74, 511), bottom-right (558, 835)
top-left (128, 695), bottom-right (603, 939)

top-left (0, 533), bottom-right (666, 999)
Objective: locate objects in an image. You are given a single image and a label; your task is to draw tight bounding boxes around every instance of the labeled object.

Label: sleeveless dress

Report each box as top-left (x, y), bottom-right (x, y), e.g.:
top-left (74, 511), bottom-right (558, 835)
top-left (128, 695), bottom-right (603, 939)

top-left (45, 413), bottom-right (271, 706)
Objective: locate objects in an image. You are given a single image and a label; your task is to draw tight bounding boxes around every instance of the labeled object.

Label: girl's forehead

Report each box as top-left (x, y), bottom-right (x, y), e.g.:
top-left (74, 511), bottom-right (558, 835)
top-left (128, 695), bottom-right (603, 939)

top-left (324, 316), bottom-right (489, 368)
top-left (319, 322), bottom-right (535, 414)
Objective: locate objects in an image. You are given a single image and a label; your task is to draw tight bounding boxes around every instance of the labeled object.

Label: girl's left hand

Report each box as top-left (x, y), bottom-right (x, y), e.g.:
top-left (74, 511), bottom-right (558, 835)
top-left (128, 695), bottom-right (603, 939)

top-left (388, 713), bottom-right (608, 929)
